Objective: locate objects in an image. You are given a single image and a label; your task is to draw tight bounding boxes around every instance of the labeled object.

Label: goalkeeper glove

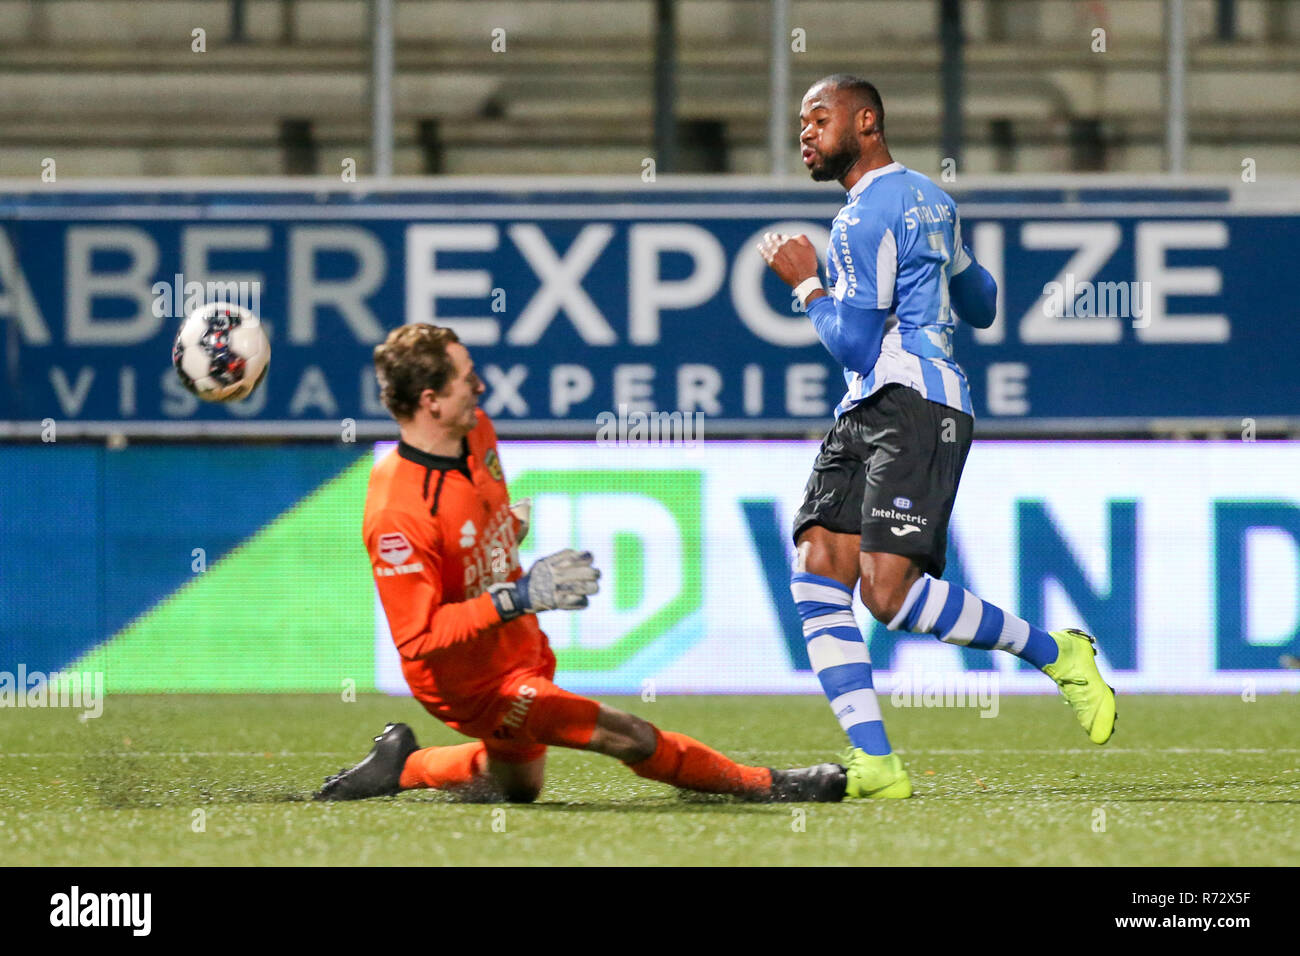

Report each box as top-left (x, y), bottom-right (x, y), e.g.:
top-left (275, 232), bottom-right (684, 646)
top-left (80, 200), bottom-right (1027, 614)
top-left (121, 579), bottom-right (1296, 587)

top-left (488, 548), bottom-right (600, 621)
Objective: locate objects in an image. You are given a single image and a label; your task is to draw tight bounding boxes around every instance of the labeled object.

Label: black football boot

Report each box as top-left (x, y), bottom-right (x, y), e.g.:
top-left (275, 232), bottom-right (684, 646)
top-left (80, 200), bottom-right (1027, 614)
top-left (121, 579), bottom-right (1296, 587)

top-left (314, 722), bottom-right (419, 801)
top-left (765, 762), bottom-right (847, 802)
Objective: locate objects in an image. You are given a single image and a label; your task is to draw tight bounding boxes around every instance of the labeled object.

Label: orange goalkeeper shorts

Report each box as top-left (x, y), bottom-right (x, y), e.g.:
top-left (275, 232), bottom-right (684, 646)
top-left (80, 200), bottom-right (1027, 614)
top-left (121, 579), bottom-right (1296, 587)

top-left (416, 664), bottom-right (602, 764)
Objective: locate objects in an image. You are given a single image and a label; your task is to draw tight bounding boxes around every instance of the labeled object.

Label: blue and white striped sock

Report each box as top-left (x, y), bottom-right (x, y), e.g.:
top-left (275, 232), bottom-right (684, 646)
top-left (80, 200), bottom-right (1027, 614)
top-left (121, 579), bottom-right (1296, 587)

top-left (887, 574), bottom-right (1059, 669)
top-left (791, 571), bottom-right (892, 755)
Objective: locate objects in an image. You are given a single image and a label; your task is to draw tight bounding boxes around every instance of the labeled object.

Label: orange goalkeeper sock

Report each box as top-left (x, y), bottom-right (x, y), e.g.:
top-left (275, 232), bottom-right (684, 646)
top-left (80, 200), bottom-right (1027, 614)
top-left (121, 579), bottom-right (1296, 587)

top-left (627, 729), bottom-right (771, 797)
top-left (399, 742), bottom-right (487, 790)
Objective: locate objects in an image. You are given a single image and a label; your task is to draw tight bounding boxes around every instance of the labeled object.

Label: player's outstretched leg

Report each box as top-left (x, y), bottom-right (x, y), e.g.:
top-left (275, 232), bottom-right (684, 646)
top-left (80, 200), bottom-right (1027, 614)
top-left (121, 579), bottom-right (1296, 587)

top-left (314, 722), bottom-right (420, 801)
top-left (626, 727), bottom-right (848, 803)
top-left (399, 739), bottom-right (511, 800)
top-left (388, 675), bottom-right (846, 803)
top-left (882, 571), bottom-right (1117, 745)
top-left (586, 705), bottom-right (846, 802)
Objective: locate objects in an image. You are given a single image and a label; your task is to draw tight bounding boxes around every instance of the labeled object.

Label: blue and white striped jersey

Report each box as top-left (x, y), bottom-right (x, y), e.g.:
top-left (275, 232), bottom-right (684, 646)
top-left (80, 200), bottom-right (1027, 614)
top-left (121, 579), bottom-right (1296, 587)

top-left (824, 162), bottom-right (974, 418)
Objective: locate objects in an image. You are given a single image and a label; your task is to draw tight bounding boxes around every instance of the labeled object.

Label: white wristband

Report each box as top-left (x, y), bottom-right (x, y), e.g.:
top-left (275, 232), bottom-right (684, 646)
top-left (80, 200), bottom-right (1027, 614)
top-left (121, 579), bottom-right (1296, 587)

top-left (794, 277), bottom-right (824, 306)
top-left (950, 242), bottom-right (972, 275)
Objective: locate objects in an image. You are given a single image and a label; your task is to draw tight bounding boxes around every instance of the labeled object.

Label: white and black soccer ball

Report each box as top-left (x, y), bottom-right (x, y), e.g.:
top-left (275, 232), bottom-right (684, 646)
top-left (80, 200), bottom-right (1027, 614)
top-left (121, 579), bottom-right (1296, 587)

top-left (172, 302), bottom-right (271, 403)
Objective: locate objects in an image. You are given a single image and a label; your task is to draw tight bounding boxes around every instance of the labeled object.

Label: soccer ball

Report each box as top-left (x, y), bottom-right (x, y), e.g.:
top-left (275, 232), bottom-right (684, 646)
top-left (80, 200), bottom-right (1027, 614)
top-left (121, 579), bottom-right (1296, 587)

top-left (172, 302), bottom-right (271, 403)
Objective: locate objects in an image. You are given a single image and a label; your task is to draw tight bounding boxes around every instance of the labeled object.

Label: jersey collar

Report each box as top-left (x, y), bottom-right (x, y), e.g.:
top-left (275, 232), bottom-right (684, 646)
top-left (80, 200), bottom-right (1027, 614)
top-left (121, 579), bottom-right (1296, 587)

top-left (398, 438), bottom-right (469, 474)
top-left (846, 161), bottom-right (905, 201)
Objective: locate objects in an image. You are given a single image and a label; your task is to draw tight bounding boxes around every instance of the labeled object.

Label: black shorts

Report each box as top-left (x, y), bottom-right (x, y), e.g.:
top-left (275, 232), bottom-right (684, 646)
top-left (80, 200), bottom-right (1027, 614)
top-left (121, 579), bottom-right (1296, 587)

top-left (792, 384), bottom-right (974, 577)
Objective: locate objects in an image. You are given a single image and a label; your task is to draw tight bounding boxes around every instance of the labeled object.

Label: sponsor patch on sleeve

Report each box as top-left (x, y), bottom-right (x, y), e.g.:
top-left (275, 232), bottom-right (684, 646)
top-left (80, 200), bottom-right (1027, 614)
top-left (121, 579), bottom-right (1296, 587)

top-left (377, 531), bottom-right (414, 566)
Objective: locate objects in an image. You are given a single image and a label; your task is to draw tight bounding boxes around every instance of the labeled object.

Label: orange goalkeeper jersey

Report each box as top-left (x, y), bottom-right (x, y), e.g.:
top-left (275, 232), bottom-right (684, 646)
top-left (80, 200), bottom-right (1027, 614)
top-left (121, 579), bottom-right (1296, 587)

top-left (362, 410), bottom-right (552, 704)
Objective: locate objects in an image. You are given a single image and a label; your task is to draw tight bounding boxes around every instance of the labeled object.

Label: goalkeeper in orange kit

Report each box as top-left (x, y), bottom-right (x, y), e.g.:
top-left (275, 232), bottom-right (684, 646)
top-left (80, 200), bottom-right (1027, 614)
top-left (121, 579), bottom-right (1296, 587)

top-left (315, 323), bottom-right (845, 804)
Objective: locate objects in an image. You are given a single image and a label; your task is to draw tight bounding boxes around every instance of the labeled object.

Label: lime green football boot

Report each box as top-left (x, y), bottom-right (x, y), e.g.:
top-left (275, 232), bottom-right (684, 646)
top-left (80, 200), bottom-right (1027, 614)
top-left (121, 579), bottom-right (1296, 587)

top-left (843, 748), bottom-right (913, 799)
top-left (1044, 628), bottom-right (1117, 745)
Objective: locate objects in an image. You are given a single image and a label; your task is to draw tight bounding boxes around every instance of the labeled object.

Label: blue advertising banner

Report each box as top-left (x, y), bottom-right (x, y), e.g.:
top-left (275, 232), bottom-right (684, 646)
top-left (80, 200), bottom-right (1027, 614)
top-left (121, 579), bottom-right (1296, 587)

top-left (1, 181), bottom-right (1295, 433)
top-left (5, 439), bottom-right (1299, 694)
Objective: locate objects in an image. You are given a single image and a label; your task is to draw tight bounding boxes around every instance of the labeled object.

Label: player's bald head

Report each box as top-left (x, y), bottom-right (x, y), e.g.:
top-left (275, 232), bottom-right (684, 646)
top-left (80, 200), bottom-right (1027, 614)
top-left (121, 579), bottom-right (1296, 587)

top-left (804, 74), bottom-right (885, 134)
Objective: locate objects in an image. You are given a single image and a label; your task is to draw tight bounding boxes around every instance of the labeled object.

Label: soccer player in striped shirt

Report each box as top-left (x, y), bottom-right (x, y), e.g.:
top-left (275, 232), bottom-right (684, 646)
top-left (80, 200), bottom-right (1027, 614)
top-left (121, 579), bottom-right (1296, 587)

top-left (759, 75), bottom-right (1116, 799)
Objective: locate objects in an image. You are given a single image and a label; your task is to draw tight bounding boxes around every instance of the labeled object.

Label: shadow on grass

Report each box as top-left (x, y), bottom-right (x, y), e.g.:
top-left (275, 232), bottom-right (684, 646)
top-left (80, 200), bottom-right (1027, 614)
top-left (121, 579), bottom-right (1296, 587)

top-left (82, 752), bottom-right (312, 808)
top-left (82, 762), bottom-right (801, 812)
top-left (327, 788), bottom-right (819, 814)
top-left (524, 801), bottom-right (783, 815)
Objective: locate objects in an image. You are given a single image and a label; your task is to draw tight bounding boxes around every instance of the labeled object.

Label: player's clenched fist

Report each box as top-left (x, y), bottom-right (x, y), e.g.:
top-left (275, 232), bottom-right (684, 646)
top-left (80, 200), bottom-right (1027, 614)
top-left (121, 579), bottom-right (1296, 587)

top-left (757, 232), bottom-right (820, 288)
top-left (489, 548), bottom-right (601, 620)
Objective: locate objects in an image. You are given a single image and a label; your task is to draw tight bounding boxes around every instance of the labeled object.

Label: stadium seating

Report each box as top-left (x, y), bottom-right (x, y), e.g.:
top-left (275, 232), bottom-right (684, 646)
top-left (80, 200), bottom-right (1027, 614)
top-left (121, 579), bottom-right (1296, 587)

top-left (1, 0), bottom-right (1297, 177)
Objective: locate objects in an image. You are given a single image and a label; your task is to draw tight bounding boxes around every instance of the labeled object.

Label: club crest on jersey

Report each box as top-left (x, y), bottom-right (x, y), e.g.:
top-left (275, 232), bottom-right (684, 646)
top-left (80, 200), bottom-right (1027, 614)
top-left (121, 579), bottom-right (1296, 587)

top-left (484, 448), bottom-right (503, 481)
top-left (377, 532), bottom-right (413, 566)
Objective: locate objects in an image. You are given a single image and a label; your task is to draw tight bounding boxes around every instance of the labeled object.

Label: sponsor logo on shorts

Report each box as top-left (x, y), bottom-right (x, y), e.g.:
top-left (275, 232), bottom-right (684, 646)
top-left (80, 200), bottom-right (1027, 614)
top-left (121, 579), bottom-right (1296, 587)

top-left (871, 507), bottom-right (927, 525)
top-left (891, 525), bottom-right (923, 537)
top-left (496, 683), bottom-right (538, 736)
top-left (377, 532), bottom-right (413, 565)
top-left (893, 496), bottom-right (913, 510)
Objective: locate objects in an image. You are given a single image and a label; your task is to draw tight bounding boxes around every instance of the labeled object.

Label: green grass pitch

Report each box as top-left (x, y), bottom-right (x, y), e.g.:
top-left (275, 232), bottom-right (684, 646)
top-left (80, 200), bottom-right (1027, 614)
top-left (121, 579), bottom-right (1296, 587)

top-left (2, 694), bottom-right (1297, 866)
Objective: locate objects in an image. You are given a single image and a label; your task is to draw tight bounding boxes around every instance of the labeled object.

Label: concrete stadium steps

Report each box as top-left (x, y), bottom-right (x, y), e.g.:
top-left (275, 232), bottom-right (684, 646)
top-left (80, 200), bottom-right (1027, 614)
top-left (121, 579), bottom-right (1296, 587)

top-left (7, 140), bottom-right (1291, 178)
top-left (5, 0), bottom-right (1297, 48)
top-left (5, 38), bottom-right (1297, 125)
top-left (7, 46), bottom-right (1295, 125)
top-left (3, 0), bottom-right (1298, 49)
top-left (3, 95), bottom-right (1293, 176)
top-left (0, 68), bottom-right (499, 122)
top-left (8, 33), bottom-right (1299, 72)
top-left (2, 1), bottom-right (1297, 176)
